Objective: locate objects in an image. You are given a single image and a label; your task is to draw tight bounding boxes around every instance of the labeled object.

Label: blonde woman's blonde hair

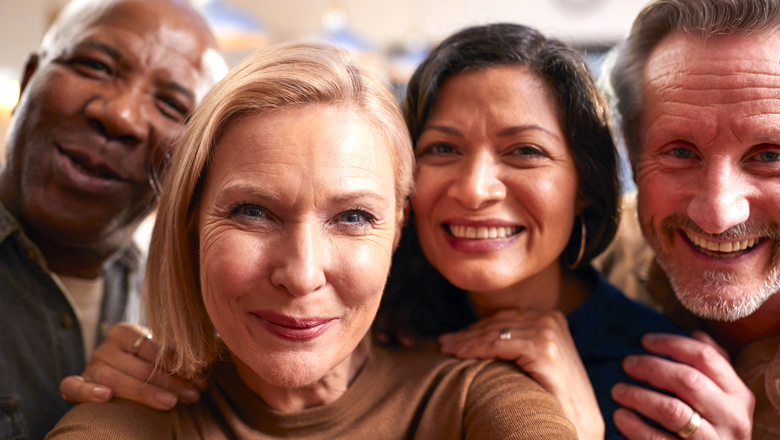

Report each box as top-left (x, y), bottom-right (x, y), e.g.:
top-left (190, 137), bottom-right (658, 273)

top-left (145, 42), bottom-right (414, 377)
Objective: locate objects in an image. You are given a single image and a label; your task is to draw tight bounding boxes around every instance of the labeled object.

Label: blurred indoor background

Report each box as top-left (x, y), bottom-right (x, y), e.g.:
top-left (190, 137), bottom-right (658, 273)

top-left (0, 0), bottom-right (653, 155)
top-left (0, 0), bottom-right (652, 244)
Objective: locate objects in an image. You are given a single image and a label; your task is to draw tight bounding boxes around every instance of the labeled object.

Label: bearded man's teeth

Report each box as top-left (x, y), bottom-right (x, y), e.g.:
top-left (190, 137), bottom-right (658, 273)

top-left (686, 232), bottom-right (758, 253)
top-left (449, 225), bottom-right (519, 239)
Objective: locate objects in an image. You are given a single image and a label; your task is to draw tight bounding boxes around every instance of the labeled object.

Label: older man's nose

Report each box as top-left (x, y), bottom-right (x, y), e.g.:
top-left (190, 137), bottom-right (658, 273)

top-left (447, 152), bottom-right (506, 210)
top-left (687, 165), bottom-right (750, 234)
top-left (270, 227), bottom-right (327, 297)
top-left (85, 85), bottom-right (149, 146)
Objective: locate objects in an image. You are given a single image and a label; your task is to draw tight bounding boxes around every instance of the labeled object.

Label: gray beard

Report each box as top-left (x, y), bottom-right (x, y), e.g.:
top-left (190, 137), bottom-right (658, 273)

top-left (658, 259), bottom-right (780, 321)
top-left (650, 214), bottom-right (780, 321)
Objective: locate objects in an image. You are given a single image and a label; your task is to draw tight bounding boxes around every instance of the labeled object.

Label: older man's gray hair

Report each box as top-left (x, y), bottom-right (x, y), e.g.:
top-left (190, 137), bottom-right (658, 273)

top-left (611, 0), bottom-right (780, 169)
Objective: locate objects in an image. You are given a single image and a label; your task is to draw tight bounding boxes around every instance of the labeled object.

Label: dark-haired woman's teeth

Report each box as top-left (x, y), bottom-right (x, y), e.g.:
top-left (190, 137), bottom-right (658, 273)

top-left (685, 232), bottom-right (758, 253)
top-left (449, 225), bottom-right (518, 239)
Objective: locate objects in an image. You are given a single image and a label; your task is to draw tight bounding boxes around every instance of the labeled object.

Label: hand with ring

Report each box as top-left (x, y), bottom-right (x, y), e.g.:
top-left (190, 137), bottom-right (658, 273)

top-left (59, 322), bottom-right (206, 410)
top-left (439, 309), bottom-right (604, 440)
top-left (611, 332), bottom-right (754, 439)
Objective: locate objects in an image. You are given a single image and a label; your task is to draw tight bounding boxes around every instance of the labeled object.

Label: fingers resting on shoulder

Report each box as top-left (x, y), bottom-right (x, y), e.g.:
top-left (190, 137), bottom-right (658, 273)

top-left (612, 333), bottom-right (754, 440)
top-left (60, 322), bottom-right (206, 411)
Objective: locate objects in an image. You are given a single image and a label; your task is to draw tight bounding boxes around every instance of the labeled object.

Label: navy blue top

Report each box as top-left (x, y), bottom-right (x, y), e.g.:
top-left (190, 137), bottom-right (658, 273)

top-left (567, 267), bottom-right (685, 440)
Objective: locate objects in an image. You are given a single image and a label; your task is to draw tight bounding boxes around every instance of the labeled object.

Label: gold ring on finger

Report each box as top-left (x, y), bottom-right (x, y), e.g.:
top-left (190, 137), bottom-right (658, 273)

top-left (677, 410), bottom-right (701, 439)
top-left (130, 333), bottom-right (152, 355)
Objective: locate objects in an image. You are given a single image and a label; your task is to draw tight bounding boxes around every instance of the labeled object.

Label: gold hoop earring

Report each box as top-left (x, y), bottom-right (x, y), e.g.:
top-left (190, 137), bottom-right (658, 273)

top-left (564, 215), bottom-right (586, 270)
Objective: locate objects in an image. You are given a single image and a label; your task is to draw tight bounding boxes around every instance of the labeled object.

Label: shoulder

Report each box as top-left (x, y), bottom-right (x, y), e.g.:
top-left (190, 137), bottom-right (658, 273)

top-left (464, 361), bottom-right (577, 440)
top-left (46, 399), bottom-right (183, 440)
top-left (576, 270), bottom-right (684, 337)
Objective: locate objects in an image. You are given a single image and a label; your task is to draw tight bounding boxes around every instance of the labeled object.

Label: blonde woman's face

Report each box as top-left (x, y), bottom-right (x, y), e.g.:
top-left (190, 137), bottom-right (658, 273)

top-left (197, 105), bottom-right (397, 390)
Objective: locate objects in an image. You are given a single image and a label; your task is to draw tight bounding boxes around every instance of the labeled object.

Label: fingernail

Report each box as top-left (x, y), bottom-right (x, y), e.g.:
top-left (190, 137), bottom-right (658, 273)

top-left (624, 355), bottom-right (638, 368)
top-left (643, 333), bottom-right (661, 342)
top-left (612, 383), bottom-right (627, 396)
top-left (91, 385), bottom-right (111, 401)
top-left (157, 391), bottom-right (177, 408)
top-left (181, 388), bottom-right (199, 403)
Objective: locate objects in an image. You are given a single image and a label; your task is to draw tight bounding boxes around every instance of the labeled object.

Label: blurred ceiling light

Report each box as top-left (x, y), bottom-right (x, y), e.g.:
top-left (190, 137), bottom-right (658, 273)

top-left (194, 0), bottom-right (272, 51)
top-left (0, 80), bottom-right (20, 113)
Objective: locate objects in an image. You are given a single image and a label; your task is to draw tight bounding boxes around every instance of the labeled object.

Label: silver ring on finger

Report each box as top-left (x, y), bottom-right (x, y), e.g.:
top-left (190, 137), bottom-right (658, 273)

top-left (130, 333), bottom-right (152, 355)
top-left (498, 327), bottom-right (512, 340)
top-left (677, 410), bottom-right (701, 439)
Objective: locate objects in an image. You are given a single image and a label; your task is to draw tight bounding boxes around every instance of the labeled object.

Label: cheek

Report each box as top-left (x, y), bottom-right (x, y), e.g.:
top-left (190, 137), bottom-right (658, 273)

top-left (637, 177), bottom-right (673, 227)
top-left (329, 238), bottom-right (392, 312)
top-left (200, 229), bottom-right (267, 308)
top-left (411, 166), bottom-right (447, 218)
top-left (509, 169), bottom-right (578, 228)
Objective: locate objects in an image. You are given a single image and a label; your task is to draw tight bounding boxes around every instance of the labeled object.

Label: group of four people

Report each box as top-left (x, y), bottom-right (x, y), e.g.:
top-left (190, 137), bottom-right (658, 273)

top-left (1, 0), bottom-right (776, 438)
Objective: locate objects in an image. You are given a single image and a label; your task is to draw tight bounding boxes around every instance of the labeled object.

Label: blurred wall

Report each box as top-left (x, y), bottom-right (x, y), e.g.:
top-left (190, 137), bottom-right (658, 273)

top-left (0, 0), bottom-right (652, 156)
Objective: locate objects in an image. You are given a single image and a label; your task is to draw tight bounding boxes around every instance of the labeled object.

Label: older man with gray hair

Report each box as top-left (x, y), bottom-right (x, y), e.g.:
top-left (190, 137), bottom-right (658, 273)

top-left (607, 0), bottom-right (780, 438)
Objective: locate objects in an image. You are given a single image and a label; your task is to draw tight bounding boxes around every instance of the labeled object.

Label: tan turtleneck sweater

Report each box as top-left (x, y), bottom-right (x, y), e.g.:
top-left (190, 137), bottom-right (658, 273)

top-left (47, 347), bottom-right (576, 439)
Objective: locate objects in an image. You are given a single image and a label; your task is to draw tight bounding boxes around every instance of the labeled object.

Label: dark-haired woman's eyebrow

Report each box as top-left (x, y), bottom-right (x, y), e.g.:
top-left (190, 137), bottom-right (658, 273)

top-left (423, 125), bottom-right (464, 138)
top-left (497, 125), bottom-right (562, 141)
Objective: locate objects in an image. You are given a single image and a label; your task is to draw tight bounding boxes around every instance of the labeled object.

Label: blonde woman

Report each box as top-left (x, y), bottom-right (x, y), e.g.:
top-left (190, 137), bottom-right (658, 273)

top-left (48, 43), bottom-right (575, 439)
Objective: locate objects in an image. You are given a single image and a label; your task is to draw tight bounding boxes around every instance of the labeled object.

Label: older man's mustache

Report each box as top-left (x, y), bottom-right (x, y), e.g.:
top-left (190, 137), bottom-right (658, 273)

top-left (660, 214), bottom-right (780, 241)
top-left (660, 214), bottom-right (780, 266)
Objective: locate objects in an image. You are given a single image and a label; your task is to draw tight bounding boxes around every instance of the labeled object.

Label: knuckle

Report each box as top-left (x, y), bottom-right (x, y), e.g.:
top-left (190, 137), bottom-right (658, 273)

top-left (105, 324), bottom-right (123, 339)
top-left (676, 367), bottom-right (705, 393)
top-left (91, 342), bottom-right (113, 361)
top-left (537, 314), bottom-right (558, 330)
top-left (537, 340), bottom-right (559, 362)
top-left (731, 416), bottom-right (752, 439)
top-left (656, 397), bottom-right (686, 422)
top-left (695, 344), bottom-right (722, 364)
top-left (90, 366), bottom-right (118, 388)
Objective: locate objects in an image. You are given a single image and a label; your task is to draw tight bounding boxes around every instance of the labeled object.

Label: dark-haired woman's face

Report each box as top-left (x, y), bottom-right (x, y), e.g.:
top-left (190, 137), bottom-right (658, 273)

top-left (411, 66), bottom-right (581, 298)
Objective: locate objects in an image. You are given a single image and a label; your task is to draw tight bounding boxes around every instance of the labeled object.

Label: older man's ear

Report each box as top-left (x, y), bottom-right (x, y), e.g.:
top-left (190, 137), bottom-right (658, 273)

top-left (12, 54), bottom-right (39, 116)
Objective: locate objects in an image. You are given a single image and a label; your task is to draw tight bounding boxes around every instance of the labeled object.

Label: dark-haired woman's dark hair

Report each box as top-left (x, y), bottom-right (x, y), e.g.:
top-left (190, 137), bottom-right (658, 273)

top-left (376, 23), bottom-right (620, 346)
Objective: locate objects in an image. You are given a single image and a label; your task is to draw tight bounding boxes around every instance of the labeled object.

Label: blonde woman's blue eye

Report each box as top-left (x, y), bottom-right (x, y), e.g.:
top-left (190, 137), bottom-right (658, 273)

top-left (341, 212), bottom-right (365, 223)
top-left (232, 205), bottom-right (264, 218)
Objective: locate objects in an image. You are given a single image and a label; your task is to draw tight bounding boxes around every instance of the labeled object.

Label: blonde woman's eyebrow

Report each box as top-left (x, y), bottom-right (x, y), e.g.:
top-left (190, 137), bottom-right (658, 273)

top-left (328, 190), bottom-right (390, 209)
top-left (215, 185), bottom-right (282, 205)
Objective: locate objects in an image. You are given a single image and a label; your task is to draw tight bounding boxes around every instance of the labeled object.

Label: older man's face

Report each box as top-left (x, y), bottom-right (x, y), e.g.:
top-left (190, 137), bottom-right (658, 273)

top-left (636, 31), bottom-right (780, 321)
top-left (4, 0), bottom-right (218, 255)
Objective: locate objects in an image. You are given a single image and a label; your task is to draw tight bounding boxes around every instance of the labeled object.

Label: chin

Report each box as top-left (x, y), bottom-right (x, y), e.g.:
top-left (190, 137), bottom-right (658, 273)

top-left (663, 265), bottom-right (780, 322)
top-left (249, 350), bottom-right (336, 389)
top-left (442, 269), bottom-right (512, 293)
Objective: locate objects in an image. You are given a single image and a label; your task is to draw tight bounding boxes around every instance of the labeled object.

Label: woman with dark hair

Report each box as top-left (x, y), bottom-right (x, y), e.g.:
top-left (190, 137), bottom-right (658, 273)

top-left (376, 23), bottom-right (684, 440)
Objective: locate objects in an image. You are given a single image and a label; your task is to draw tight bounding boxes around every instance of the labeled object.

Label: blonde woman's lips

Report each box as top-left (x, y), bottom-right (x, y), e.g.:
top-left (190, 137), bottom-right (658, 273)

top-left (251, 311), bottom-right (335, 342)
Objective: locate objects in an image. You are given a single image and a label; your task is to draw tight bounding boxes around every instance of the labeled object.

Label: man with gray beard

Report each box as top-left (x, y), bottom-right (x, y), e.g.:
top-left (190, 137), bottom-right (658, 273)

top-left (607, 0), bottom-right (780, 438)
